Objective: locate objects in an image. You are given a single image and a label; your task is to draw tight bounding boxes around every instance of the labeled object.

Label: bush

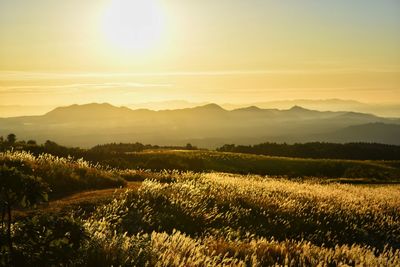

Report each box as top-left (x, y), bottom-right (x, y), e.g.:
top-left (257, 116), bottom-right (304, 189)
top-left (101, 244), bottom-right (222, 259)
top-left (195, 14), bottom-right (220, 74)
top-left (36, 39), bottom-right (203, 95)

top-left (0, 151), bottom-right (126, 197)
top-left (10, 215), bottom-right (86, 266)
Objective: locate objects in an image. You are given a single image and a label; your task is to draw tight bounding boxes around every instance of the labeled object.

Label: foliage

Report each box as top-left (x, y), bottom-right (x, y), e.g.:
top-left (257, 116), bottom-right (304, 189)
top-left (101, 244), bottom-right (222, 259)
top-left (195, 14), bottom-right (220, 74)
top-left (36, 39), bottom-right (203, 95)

top-left (0, 165), bottom-right (49, 210)
top-left (0, 151), bottom-right (126, 197)
top-left (0, 165), bottom-right (50, 265)
top-left (218, 142), bottom-right (400, 160)
top-left (10, 214), bottom-right (86, 266)
top-left (6, 134), bottom-right (16, 145)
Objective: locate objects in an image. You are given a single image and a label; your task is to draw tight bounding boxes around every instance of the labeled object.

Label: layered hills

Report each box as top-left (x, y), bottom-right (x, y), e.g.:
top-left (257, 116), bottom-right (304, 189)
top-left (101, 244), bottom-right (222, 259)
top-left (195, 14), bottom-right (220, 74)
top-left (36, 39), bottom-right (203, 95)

top-left (1, 103), bottom-right (399, 147)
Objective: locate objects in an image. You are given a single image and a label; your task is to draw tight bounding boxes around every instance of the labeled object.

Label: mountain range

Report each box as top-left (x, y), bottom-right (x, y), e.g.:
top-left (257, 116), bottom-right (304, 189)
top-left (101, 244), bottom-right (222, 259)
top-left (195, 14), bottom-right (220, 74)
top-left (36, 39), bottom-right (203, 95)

top-left (2, 99), bottom-right (400, 118)
top-left (1, 103), bottom-right (399, 148)
top-left (221, 99), bottom-right (400, 117)
top-left (127, 99), bottom-right (400, 117)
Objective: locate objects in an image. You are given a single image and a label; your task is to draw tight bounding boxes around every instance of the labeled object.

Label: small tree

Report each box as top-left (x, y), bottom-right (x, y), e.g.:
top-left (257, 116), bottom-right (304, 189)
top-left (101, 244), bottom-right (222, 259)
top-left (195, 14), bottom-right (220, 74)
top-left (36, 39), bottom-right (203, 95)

top-left (185, 143), bottom-right (193, 150)
top-left (185, 143), bottom-right (197, 150)
top-left (26, 140), bottom-right (37, 146)
top-left (0, 166), bottom-right (49, 264)
top-left (6, 134), bottom-right (16, 145)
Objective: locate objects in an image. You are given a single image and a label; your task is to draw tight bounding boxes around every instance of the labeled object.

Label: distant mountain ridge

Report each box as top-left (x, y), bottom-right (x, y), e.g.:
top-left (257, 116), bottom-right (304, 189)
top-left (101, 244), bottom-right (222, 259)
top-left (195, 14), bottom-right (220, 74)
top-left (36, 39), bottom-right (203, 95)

top-left (222, 99), bottom-right (400, 117)
top-left (319, 123), bottom-right (400, 145)
top-left (44, 103), bottom-right (135, 120)
top-left (2, 99), bottom-right (400, 117)
top-left (1, 103), bottom-right (399, 147)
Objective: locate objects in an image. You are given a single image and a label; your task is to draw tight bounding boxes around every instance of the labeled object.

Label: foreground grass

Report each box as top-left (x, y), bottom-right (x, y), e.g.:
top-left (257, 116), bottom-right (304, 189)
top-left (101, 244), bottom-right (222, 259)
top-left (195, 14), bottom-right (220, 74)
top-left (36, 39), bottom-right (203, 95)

top-left (2, 150), bottom-right (399, 265)
top-left (0, 151), bottom-right (126, 197)
top-left (4, 171), bottom-right (399, 266)
top-left (84, 172), bottom-right (400, 266)
top-left (93, 172), bottom-right (400, 249)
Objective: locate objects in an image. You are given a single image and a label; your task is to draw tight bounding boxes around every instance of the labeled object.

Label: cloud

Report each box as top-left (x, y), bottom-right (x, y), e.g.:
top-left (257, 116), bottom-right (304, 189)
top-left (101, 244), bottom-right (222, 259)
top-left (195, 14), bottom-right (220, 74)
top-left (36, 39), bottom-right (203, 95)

top-left (225, 87), bottom-right (399, 93)
top-left (1, 67), bottom-right (399, 80)
top-left (0, 82), bottom-right (172, 94)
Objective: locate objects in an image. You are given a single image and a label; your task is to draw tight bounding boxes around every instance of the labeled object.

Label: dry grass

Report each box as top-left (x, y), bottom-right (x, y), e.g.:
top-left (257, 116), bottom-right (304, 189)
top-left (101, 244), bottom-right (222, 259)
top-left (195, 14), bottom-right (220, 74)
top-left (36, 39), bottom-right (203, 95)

top-left (0, 150), bottom-right (126, 196)
top-left (80, 171), bottom-right (400, 266)
top-left (5, 170), bottom-right (400, 266)
top-left (14, 182), bottom-right (141, 219)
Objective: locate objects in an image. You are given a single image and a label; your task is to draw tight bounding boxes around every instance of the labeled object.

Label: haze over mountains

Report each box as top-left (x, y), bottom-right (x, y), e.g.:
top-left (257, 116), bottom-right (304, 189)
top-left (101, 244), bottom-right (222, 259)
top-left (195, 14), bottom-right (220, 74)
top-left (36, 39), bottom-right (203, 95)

top-left (222, 99), bottom-right (400, 118)
top-left (130, 99), bottom-right (400, 117)
top-left (1, 99), bottom-right (400, 118)
top-left (1, 103), bottom-right (399, 148)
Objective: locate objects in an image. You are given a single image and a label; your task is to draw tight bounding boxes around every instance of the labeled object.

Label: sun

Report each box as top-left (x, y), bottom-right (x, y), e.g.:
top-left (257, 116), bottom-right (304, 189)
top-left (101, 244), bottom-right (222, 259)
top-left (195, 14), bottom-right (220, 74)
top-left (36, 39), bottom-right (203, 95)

top-left (101, 0), bottom-right (165, 52)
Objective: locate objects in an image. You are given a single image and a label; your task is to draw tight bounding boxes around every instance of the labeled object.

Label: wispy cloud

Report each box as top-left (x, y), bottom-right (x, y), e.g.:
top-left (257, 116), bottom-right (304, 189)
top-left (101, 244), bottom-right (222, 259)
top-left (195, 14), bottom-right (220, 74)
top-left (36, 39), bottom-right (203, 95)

top-left (1, 67), bottom-right (399, 80)
top-left (0, 82), bottom-right (172, 94)
top-left (225, 87), bottom-right (400, 93)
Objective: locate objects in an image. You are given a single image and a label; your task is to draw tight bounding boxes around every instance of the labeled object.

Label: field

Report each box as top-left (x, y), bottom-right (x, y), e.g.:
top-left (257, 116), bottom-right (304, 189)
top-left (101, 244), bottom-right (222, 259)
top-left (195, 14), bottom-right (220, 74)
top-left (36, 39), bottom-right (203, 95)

top-left (83, 173), bottom-right (400, 266)
top-left (95, 150), bottom-right (400, 182)
top-left (1, 151), bottom-right (400, 266)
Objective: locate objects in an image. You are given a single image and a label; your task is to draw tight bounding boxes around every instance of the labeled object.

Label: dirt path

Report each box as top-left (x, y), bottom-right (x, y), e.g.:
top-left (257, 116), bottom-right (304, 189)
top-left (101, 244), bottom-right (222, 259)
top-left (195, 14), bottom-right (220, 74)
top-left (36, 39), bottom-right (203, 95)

top-left (14, 182), bottom-right (142, 218)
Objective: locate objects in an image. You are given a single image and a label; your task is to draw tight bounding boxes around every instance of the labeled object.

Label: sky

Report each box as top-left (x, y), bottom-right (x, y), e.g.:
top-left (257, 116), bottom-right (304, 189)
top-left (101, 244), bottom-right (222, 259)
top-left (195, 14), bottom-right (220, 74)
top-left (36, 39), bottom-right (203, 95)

top-left (0, 0), bottom-right (399, 106)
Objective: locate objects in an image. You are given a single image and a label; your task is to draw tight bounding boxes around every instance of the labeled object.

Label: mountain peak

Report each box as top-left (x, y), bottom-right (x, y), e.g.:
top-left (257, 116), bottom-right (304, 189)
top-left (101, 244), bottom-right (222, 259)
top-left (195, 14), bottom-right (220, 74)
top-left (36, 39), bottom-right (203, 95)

top-left (45, 103), bottom-right (133, 118)
top-left (194, 103), bottom-right (225, 111)
top-left (233, 106), bottom-right (263, 112)
top-left (288, 105), bottom-right (311, 112)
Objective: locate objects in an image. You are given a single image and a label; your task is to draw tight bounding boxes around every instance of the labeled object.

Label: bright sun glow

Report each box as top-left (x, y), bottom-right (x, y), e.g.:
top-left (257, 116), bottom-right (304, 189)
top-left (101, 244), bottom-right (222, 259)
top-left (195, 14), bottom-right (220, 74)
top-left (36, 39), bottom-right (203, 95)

top-left (102, 0), bottom-right (165, 52)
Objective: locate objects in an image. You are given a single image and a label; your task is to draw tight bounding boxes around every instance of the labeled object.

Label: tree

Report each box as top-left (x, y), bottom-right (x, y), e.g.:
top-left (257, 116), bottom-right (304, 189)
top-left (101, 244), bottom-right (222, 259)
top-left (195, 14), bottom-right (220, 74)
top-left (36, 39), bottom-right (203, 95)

top-left (185, 143), bottom-right (193, 150)
top-left (185, 143), bottom-right (197, 150)
top-left (6, 134), bottom-right (16, 145)
top-left (0, 166), bottom-right (49, 264)
top-left (26, 140), bottom-right (37, 146)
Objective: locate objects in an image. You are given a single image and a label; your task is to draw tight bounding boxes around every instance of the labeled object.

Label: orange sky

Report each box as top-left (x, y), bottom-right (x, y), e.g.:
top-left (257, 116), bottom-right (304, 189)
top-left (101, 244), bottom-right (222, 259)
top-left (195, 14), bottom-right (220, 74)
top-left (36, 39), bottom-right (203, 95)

top-left (1, 0), bottom-right (399, 105)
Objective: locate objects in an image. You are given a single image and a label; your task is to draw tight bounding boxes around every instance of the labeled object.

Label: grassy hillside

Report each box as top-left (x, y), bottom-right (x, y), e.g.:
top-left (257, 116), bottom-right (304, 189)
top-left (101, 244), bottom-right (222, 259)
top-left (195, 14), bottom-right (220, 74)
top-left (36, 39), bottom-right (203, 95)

top-left (97, 150), bottom-right (400, 182)
top-left (5, 172), bottom-right (399, 266)
top-left (3, 139), bottom-right (400, 181)
top-left (217, 142), bottom-right (400, 160)
top-left (0, 151), bottom-right (126, 197)
top-left (2, 149), bottom-right (400, 265)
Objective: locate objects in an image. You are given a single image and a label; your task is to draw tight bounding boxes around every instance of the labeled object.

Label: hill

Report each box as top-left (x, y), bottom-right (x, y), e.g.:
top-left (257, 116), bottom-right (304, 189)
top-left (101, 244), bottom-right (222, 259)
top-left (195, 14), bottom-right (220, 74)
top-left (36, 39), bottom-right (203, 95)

top-left (83, 150), bottom-right (400, 182)
top-left (223, 99), bottom-right (400, 117)
top-left (217, 142), bottom-right (400, 160)
top-left (319, 123), bottom-right (400, 144)
top-left (1, 103), bottom-right (399, 147)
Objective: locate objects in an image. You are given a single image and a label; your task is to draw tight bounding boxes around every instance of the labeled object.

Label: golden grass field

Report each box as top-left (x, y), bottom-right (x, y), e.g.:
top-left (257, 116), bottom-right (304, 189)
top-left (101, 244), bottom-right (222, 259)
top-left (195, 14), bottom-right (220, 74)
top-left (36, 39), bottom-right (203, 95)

top-left (2, 151), bottom-right (400, 266)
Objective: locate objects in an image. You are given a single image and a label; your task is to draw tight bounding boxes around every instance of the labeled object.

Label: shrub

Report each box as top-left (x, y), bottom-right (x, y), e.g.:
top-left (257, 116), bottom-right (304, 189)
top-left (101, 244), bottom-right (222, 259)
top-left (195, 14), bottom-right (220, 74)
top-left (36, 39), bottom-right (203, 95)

top-left (0, 151), bottom-right (126, 197)
top-left (9, 215), bottom-right (86, 266)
